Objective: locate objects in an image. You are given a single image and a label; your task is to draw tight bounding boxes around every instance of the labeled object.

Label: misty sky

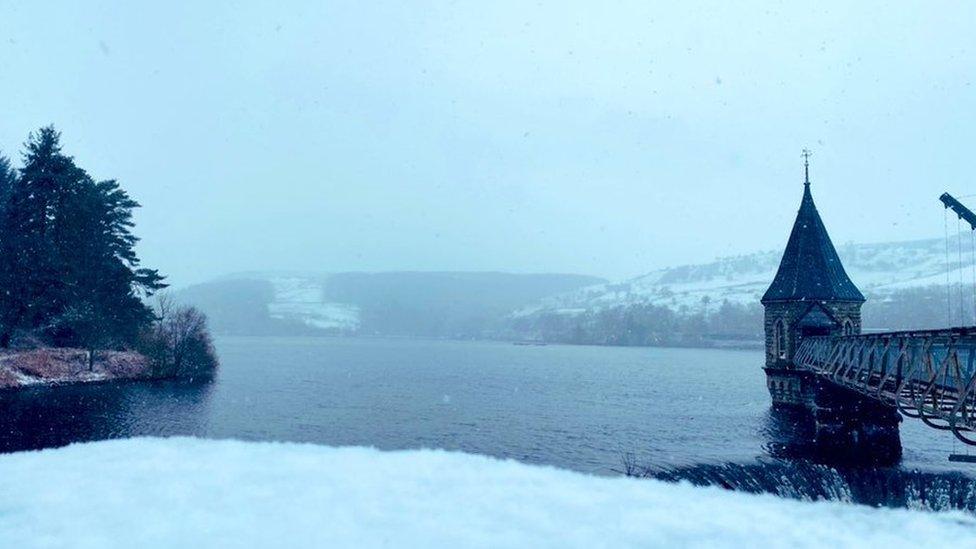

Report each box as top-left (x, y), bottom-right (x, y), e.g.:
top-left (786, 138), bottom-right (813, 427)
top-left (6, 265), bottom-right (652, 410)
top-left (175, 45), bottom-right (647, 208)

top-left (2, 1), bottom-right (974, 287)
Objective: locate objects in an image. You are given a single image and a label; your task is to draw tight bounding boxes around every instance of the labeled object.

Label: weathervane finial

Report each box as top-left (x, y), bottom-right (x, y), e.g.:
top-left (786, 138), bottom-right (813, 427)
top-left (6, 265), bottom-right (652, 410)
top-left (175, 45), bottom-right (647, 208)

top-left (801, 148), bottom-right (812, 186)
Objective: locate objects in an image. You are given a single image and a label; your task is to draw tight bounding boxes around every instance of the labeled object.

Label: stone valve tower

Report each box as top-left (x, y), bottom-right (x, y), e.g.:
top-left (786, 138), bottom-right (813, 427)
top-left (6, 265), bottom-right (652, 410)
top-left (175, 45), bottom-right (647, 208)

top-left (760, 151), bottom-right (900, 464)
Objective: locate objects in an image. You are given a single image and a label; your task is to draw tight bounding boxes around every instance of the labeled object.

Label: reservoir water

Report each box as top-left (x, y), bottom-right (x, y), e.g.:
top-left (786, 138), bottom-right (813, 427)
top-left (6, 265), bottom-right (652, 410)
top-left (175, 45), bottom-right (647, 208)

top-left (2, 337), bottom-right (974, 509)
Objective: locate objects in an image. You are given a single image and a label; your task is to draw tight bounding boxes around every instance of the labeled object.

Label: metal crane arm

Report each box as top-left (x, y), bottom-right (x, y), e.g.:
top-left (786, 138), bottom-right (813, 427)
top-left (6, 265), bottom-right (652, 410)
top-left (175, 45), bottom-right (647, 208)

top-left (940, 192), bottom-right (976, 231)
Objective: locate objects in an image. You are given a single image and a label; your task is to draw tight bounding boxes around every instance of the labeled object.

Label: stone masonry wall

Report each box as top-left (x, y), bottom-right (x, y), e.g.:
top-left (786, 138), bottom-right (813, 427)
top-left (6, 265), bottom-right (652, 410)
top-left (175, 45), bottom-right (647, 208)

top-left (763, 300), bottom-right (862, 369)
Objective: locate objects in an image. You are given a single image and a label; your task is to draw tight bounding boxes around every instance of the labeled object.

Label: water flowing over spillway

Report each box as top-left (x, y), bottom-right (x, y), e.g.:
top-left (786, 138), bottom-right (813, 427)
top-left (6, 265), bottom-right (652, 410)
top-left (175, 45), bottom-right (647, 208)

top-left (650, 461), bottom-right (976, 512)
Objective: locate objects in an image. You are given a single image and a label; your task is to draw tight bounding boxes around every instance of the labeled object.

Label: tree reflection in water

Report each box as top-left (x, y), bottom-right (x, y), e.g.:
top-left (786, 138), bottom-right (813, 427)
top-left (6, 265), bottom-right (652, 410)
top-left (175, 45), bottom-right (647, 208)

top-left (0, 381), bottom-right (214, 453)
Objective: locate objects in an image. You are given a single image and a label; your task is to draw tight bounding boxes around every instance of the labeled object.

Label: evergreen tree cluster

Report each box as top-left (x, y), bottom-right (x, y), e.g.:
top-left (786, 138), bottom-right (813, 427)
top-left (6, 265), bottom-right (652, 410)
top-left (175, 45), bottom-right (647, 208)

top-left (0, 126), bottom-right (166, 349)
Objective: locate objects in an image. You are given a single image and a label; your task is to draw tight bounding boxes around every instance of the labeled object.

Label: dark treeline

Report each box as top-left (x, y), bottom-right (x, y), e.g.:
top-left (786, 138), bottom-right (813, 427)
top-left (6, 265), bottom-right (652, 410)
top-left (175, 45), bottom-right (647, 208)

top-left (0, 127), bottom-right (216, 376)
top-left (511, 285), bottom-right (965, 348)
top-left (510, 300), bottom-right (764, 348)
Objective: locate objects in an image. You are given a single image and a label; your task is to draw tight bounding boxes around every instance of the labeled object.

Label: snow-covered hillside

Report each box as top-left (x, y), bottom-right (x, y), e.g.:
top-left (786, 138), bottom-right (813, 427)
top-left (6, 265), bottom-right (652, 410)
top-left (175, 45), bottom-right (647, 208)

top-left (519, 237), bottom-right (973, 317)
top-left (266, 276), bottom-right (361, 331)
top-left (1, 437), bottom-right (973, 548)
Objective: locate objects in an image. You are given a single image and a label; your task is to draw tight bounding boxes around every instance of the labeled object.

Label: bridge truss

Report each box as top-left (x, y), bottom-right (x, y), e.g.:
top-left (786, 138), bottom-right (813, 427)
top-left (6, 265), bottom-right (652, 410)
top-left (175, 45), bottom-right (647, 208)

top-left (794, 328), bottom-right (976, 445)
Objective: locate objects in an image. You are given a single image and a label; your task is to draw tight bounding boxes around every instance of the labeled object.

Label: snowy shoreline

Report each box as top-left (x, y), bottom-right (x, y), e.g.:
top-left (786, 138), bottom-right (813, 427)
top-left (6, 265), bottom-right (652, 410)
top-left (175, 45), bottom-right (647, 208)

top-left (0, 438), bottom-right (973, 548)
top-left (0, 348), bottom-right (151, 390)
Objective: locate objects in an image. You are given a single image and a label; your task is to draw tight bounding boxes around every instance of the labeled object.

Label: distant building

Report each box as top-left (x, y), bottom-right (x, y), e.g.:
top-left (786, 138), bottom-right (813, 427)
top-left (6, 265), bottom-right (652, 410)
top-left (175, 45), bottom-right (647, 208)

top-left (761, 156), bottom-right (864, 406)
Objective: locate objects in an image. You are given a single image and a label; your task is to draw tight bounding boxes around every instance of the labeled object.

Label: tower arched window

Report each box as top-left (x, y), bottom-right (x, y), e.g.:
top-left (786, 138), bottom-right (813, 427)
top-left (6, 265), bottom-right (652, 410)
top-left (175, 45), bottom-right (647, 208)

top-left (843, 320), bottom-right (854, 336)
top-left (774, 319), bottom-right (787, 359)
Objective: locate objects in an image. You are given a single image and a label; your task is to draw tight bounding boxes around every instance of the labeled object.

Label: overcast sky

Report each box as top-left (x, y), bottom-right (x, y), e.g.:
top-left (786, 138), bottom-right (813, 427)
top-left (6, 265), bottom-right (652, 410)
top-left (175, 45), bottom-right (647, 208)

top-left (2, 1), bottom-right (974, 286)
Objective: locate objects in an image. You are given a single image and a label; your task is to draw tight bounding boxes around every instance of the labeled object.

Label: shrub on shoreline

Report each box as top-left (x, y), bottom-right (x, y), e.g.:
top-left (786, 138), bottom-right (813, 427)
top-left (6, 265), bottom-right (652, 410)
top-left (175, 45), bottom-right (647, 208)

top-left (140, 296), bottom-right (219, 381)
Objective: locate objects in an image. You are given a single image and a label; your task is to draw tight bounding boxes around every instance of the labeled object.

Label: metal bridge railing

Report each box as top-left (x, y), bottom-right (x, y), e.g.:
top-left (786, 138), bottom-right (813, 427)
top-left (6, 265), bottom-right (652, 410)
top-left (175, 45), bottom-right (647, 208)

top-left (794, 330), bottom-right (976, 445)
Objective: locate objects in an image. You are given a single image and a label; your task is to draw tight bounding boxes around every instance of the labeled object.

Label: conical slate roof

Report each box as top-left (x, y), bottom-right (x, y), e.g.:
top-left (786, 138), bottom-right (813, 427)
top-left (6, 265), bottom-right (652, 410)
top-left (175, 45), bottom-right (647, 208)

top-left (761, 182), bottom-right (864, 304)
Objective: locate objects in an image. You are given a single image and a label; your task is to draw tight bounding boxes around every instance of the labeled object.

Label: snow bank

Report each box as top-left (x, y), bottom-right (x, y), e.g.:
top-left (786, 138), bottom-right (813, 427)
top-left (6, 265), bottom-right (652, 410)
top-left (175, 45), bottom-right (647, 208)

top-left (0, 438), bottom-right (973, 548)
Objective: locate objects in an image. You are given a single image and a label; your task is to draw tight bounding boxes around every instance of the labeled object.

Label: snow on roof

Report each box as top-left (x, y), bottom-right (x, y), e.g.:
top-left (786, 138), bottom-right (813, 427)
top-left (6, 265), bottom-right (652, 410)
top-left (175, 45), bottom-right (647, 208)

top-left (0, 437), bottom-right (973, 547)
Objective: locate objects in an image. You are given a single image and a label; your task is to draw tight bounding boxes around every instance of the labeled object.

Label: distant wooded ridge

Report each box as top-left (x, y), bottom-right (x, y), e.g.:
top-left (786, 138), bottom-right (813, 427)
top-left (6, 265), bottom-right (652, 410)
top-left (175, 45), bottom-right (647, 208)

top-left (175, 271), bottom-right (954, 349)
top-left (175, 272), bottom-right (606, 339)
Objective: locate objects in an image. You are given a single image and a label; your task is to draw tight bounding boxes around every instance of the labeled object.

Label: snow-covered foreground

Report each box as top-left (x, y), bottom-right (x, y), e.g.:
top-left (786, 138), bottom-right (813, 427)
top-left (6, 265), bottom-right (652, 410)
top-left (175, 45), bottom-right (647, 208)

top-left (1, 438), bottom-right (974, 548)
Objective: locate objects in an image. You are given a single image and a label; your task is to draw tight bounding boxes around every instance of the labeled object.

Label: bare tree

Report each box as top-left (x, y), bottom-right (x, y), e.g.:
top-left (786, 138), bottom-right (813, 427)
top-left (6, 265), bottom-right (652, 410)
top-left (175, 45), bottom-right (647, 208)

top-left (619, 452), bottom-right (650, 478)
top-left (142, 293), bottom-right (218, 379)
top-left (168, 306), bottom-right (208, 375)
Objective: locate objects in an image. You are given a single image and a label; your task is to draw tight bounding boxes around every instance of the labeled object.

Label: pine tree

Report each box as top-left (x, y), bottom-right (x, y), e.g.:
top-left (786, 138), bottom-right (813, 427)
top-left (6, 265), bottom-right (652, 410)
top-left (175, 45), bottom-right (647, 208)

top-left (0, 154), bottom-right (14, 215)
top-left (0, 126), bottom-right (167, 348)
top-left (2, 127), bottom-right (85, 331)
top-left (52, 177), bottom-right (166, 346)
top-left (0, 154), bottom-right (17, 346)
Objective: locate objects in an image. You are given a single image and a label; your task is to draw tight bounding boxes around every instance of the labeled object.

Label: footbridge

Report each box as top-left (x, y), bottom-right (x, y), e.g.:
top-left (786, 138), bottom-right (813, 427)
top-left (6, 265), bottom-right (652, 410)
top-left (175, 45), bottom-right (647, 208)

top-left (794, 328), bottom-right (976, 446)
